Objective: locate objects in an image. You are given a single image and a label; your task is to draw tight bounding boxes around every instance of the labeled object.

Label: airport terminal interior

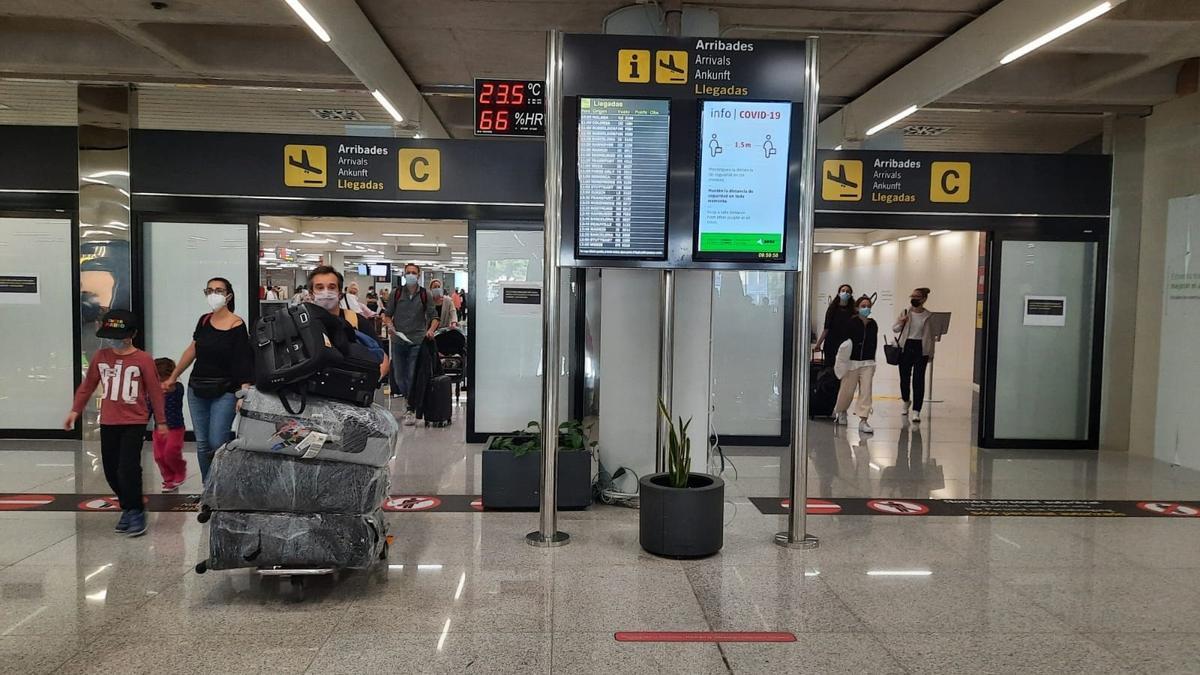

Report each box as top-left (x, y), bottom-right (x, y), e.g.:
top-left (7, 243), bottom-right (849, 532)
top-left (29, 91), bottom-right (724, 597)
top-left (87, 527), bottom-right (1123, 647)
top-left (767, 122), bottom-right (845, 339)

top-left (1, 1), bottom-right (1200, 673)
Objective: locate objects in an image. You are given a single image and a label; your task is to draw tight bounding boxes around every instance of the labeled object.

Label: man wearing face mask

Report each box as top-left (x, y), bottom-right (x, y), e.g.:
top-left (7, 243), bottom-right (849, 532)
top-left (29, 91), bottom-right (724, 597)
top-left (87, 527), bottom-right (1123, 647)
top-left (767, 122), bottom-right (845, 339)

top-left (383, 263), bottom-right (439, 422)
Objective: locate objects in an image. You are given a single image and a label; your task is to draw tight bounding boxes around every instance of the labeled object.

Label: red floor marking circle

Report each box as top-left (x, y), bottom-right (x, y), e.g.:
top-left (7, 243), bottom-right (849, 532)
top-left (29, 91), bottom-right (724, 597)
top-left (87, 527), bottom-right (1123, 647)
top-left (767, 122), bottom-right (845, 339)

top-left (382, 496), bottom-right (442, 512)
top-left (1136, 502), bottom-right (1200, 517)
top-left (470, 498), bottom-right (483, 511)
top-left (867, 499), bottom-right (929, 515)
top-left (78, 496), bottom-right (120, 511)
top-left (0, 494), bottom-right (54, 511)
top-left (781, 498), bottom-right (842, 515)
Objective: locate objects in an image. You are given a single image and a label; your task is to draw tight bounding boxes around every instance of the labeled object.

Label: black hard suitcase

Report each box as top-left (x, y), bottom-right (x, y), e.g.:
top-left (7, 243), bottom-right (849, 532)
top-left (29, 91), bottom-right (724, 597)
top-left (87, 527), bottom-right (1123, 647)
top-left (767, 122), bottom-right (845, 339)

top-left (201, 509), bottom-right (388, 571)
top-left (423, 374), bottom-right (454, 427)
top-left (306, 366), bottom-right (376, 407)
top-left (809, 362), bottom-right (839, 418)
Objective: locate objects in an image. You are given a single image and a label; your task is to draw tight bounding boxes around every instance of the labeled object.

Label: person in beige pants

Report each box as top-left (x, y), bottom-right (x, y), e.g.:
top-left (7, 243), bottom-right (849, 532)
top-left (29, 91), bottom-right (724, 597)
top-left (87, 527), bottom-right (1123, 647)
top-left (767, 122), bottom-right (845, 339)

top-left (833, 296), bottom-right (879, 434)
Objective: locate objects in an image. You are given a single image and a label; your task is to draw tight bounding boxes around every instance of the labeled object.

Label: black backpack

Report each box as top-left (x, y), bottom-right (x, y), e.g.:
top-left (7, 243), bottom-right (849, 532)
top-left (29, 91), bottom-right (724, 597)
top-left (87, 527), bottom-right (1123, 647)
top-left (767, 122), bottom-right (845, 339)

top-left (253, 303), bottom-right (343, 392)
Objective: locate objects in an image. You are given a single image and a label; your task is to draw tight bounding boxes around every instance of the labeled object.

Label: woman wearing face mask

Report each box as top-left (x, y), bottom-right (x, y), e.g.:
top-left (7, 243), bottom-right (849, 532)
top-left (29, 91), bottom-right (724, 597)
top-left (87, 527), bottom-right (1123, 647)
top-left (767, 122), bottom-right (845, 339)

top-left (816, 283), bottom-right (856, 365)
top-left (893, 286), bottom-right (934, 423)
top-left (162, 277), bottom-right (254, 483)
top-left (833, 295), bottom-right (878, 434)
top-left (428, 279), bottom-right (458, 328)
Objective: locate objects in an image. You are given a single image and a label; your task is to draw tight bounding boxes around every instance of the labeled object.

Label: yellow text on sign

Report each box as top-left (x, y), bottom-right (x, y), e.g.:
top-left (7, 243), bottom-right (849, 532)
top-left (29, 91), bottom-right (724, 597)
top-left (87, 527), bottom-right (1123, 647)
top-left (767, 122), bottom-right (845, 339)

top-left (821, 159), bottom-right (863, 201)
top-left (617, 49), bottom-right (651, 83)
top-left (283, 144), bottom-right (327, 188)
top-left (930, 161), bottom-right (971, 203)
top-left (398, 149), bottom-right (441, 191)
top-left (976, 300), bottom-right (984, 329)
top-left (655, 50), bottom-right (689, 84)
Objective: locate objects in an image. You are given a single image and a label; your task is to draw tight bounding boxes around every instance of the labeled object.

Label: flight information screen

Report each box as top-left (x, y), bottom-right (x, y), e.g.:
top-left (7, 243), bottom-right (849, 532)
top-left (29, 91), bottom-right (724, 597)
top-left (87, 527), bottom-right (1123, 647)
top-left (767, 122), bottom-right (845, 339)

top-left (576, 97), bottom-right (670, 259)
top-left (696, 100), bottom-right (792, 260)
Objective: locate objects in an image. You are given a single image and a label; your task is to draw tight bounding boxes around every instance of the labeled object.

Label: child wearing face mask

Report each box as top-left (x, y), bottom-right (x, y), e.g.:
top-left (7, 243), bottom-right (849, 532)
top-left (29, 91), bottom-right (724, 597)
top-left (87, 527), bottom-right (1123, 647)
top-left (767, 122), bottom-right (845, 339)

top-left (832, 295), bottom-right (878, 434)
top-left (65, 310), bottom-right (167, 537)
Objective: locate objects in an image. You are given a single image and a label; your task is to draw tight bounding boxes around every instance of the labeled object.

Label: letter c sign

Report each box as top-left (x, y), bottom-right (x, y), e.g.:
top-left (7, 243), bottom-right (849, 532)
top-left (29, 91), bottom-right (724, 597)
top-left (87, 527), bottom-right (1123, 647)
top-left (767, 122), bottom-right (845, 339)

top-left (930, 161), bottom-right (970, 203)
top-left (398, 149), bottom-right (441, 191)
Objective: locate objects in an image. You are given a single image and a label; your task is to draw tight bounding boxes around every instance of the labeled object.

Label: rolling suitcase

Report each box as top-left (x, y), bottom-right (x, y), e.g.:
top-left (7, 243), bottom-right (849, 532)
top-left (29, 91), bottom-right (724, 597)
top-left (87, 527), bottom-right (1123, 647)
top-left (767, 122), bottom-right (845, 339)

top-left (423, 374), bottom-right (454, 427)
top-left (809, 362), bottom-right (839, 418)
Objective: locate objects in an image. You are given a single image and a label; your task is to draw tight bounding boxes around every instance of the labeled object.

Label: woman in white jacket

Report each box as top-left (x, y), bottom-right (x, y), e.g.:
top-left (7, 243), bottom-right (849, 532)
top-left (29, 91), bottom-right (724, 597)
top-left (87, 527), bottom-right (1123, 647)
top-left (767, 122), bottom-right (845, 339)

top-left (893, 287), bottom-right (935, 423)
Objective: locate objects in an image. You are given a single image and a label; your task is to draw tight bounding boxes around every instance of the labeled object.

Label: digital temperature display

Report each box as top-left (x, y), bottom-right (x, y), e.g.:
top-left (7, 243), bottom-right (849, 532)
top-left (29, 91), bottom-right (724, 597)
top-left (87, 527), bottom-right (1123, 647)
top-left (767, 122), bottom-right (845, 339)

top-left (473, 78), bottom-right (546, 137)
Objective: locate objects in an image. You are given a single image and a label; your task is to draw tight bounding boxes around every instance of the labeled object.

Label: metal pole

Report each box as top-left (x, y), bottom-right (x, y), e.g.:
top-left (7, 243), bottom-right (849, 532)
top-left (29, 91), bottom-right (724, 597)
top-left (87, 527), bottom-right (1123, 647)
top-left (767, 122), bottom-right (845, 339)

top-left (528, 29), bottom-right (569, 548)
top-left (655, 269), bottom-right (675, 472)
top-left (776, 38), bottom-right (820, 550)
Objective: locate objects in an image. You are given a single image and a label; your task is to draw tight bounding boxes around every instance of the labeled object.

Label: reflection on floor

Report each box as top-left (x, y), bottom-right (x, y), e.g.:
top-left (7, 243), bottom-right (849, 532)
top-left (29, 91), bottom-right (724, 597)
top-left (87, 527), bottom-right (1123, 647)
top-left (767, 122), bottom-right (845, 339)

top-left (1, 392), bottom-right (1199, 673)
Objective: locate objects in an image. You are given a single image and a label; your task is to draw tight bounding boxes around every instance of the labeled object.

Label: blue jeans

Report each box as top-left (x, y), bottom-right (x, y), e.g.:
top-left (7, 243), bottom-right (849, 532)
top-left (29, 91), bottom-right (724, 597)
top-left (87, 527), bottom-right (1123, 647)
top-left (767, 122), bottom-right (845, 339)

top-left (187, 388), bottom-right (237, 484)
top-left (390, 339), bottom-right (422, 403)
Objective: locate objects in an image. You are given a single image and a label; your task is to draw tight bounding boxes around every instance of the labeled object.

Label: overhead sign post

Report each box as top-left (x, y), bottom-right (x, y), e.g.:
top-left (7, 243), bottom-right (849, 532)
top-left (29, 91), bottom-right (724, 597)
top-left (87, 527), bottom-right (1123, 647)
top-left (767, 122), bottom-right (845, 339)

top-left (546, 30), bottom-right (818, 552)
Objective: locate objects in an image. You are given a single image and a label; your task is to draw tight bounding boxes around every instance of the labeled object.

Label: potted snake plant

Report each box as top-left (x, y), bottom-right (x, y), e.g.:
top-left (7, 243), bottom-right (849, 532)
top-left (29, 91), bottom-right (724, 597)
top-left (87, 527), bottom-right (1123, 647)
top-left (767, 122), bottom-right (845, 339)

top-left (638, 400), bottom-right (724, 557)
top-left (482, 420), bottom-right (596, 510)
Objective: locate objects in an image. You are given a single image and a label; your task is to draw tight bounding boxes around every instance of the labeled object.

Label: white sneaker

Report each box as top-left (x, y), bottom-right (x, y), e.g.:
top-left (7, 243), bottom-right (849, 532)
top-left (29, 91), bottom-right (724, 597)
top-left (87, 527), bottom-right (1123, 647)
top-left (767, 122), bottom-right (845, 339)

top-left (834, 411), bottom-right (848, 426)
top-left (403, 411), bottom-right (417, 426)
top-left (902, 401), bottom-right (910, 416)
top-left (911, 409), bottom-right (922, 423)
top-left (858, 419), bottom-right (874, 434)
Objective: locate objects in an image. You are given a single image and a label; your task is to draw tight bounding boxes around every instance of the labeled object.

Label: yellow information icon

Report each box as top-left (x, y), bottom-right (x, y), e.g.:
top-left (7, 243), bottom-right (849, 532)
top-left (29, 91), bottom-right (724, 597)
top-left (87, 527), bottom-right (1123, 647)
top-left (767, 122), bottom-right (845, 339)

top-left (283, 144), bottom-right (327, 188)
top-left (617, 49), bottom-right (651, 83)
top-left (821, 159), bottom-right (863, 201)
top-left (654, 50), bottom-right (689, 84)
top-left (930, 161), bottom-right (971, 203)
top-left (398, 149), bottom-right (441, 192)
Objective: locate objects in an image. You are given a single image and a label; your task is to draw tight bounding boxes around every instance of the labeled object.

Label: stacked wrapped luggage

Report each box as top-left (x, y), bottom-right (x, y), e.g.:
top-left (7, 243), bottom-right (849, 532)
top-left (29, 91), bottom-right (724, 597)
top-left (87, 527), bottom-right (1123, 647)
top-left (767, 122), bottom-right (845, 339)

top-left (195, 302), bottom-right (397, 573)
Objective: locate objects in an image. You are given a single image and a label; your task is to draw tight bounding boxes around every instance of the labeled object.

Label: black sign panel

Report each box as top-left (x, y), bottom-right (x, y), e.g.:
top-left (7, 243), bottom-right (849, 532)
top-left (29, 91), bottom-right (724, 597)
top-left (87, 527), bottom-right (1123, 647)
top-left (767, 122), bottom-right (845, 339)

top-left (0, 275), bottom-right (38, 294)
top-left (131, 130), bottom-right (544, 206)
top-left (0, 126), bottom-right (77, 193)
top-left (474, 79), bottom-right (546, 137)
top-left (502, 287), bottom-right (542, 305)
top-left (562, 34), bottom-right (807, 101)
top-left (558, 34), bottom-right (808, 271)
top-left (816, 150), bottom-right (1111, 217)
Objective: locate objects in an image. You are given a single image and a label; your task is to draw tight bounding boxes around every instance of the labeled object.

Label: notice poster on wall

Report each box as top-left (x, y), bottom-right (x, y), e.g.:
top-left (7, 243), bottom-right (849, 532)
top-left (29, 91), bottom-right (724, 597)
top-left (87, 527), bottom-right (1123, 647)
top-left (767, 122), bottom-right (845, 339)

top-left (1023, 295), bottom-right (1066, 326)
top-left (696, 100), bottom-right (791, 260)
top-left (0, 275), bottom-right (40, 304)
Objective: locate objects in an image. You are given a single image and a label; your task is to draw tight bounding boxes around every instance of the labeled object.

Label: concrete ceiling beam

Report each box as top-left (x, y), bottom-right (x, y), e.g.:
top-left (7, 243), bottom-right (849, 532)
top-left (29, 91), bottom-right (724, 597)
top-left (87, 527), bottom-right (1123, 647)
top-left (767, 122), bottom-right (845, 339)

top-left (817, 0), bottom-right (1128, 147)
top-left (289, 0), bottom-right (447, 138)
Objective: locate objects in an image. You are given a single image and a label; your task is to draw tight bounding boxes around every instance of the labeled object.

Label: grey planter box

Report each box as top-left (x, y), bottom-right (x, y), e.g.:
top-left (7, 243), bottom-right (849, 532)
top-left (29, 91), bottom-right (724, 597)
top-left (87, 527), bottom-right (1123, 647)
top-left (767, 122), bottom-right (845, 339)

top-left (481, 436), bottom-right (593, 510)
top-left (638, 472), bottom-right (725, 558)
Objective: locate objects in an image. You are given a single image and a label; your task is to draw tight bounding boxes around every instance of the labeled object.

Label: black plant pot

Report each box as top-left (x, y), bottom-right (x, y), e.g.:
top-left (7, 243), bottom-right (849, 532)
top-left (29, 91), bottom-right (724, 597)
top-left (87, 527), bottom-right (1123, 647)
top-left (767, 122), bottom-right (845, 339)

top-left (482, 437), bottom-right (593, 510)
top-left (638, 472), bottom-right (724, 558)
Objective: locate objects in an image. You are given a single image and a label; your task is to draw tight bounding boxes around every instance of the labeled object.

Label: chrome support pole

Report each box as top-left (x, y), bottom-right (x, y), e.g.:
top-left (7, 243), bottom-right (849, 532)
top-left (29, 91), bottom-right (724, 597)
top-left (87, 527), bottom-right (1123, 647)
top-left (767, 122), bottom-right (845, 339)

top-left (776, 38), bottom-right (821, 550)
top-left (528, 30), bottom-right (569, 548)
top-left (655, 269), bottom-right (675, 472)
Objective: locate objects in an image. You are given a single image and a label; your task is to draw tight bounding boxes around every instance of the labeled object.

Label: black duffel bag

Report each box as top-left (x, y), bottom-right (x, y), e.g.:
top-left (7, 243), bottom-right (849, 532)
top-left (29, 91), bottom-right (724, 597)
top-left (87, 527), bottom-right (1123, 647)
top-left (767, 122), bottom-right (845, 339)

top-left (252, 303), bottom-right (343, 392)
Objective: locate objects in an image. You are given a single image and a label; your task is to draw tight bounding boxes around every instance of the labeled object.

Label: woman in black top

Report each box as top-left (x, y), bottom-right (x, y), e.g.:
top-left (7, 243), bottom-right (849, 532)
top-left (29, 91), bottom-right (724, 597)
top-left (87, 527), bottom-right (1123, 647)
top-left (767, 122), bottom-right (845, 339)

top-left (832, 295), bottom-right (879, 434)
top-left (816, 283), bottom-right (856, 364)
top-left (162, 277), bottom-right (254, 483)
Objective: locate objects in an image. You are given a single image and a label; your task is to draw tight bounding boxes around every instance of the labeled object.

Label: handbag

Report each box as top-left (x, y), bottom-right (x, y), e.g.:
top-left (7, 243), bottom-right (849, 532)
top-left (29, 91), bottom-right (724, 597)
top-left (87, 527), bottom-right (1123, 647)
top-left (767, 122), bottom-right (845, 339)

top-left (189, 376), bottom-right (233, 399)
top-left (883, 337), bottom-right (902, 366)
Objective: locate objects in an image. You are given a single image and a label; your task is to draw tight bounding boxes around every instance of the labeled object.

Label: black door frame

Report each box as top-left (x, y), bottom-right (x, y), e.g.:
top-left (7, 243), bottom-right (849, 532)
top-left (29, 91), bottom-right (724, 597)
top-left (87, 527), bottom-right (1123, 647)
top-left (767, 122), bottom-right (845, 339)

top-left (815, 211), bottom-right (1107, 450)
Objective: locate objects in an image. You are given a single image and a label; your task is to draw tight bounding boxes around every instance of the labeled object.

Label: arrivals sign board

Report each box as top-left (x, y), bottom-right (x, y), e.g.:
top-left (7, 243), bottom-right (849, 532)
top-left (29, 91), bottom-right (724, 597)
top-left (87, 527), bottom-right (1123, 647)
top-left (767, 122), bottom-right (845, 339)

top-left (816, 150), bottom-right (1112, 218)
top-left (558, 34), bottom-right (809, 271)
top-left (131, 130), bottom-right (544, 207)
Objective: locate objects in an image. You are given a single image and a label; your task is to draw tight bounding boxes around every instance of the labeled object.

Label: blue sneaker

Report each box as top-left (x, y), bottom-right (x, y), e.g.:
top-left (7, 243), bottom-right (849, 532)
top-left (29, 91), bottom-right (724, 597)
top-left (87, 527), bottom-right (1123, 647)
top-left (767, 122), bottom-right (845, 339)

top-left (125, 510), bottom-right (147, 537)
top-left (114, 510), bottom-right (132, 534)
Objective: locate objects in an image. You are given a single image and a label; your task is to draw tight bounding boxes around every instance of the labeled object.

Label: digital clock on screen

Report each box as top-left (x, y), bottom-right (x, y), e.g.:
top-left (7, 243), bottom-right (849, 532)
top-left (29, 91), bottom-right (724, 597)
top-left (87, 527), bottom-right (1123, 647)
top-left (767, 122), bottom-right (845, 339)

top-left (473, 78), bottom-right (546, 137)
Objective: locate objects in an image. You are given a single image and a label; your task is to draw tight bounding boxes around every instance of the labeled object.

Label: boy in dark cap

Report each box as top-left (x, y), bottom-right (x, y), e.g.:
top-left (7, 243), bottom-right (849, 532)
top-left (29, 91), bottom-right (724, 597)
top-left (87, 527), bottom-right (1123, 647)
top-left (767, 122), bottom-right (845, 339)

top-left (65, 309), bottom-right (167, 537)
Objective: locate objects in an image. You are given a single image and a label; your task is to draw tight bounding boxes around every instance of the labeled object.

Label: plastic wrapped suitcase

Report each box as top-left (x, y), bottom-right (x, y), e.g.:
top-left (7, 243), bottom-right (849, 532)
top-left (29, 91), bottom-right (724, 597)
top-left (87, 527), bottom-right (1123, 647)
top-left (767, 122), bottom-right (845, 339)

top-left (202, 445), bottom-right (389, 514)
top-left (233, 387), bottom-right (398, 467)
top-left (202, 509), bottom-right (387, 571)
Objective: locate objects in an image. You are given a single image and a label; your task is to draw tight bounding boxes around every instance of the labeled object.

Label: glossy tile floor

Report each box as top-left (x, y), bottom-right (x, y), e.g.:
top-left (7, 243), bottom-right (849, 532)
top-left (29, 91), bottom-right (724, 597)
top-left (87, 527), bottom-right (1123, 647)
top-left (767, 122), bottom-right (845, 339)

top-left (2, 387), bottom-right (1199, 674)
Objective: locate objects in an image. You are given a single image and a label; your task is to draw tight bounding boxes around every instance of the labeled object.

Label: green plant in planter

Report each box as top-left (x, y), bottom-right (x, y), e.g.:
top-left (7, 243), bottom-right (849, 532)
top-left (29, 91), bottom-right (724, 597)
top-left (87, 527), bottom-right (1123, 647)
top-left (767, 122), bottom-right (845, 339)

top-left (658, 399), bottom-right (692, 488)
top-left (491, 420), bottom-right (597, 458)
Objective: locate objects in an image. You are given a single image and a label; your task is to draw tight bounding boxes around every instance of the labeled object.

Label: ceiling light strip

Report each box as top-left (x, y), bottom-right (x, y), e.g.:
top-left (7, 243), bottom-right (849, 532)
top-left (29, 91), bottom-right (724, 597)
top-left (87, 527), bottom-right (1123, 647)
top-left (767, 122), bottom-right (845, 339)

top-left (1000, 2), bottom-right (1113, 65)
top-left (284, 0), bottom-right (331, 43)
top-left (866, 105), bottom-right (919, 136)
